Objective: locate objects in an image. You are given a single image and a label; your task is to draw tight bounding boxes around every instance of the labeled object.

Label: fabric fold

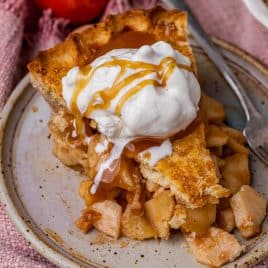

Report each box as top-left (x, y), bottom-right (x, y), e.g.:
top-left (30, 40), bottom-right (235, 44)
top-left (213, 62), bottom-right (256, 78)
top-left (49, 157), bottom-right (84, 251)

top-left (0, 0), bottom-right (26, 108)
top-left (29, 9), bottom-right (69, 59)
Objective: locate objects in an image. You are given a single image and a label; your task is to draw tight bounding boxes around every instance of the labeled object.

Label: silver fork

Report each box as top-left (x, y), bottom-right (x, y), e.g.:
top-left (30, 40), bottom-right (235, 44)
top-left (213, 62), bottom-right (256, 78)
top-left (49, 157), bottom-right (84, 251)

top-left (165, 0), bottom-right (268, 166)
top-left (243, 110), bottom-right (268, 166)
top-left (210, 63), bottom-right (268, 166)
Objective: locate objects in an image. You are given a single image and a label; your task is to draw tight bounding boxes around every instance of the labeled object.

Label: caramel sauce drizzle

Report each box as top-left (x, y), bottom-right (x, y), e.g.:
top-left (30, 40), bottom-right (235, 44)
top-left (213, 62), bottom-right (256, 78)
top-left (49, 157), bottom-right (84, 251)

top-left (70, 56), bottom-right (194, 136)
top-left (84, 69), bottom-right (155, 117)
top-left (115, 79), bottom-right (161, 115)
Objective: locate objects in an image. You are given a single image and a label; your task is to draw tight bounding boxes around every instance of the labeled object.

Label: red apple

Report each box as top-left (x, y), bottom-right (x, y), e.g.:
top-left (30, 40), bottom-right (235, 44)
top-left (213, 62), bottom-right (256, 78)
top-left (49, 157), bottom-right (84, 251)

top-left (34, 0), bottom-right (109, 23)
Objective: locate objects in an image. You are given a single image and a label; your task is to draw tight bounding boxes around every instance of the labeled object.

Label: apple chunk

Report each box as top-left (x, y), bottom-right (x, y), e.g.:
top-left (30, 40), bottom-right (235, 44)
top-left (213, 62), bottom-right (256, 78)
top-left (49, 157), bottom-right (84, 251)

top-left (91, 200), bottom-right (122, 239)
top-left (181, 203), bottom-right (216, 236)
top-left (230, 185), bottom-right (267, 238)
top-left (185, 227), bottom-right (243, 267)
top-left (145, 190), bottom-right (175, 239)
top-left (222, 153), bottom-right (250, 194)
top-left (121, 207), bottom-right (157, 240)
top-left (216, 208), bottom-right (235, 233)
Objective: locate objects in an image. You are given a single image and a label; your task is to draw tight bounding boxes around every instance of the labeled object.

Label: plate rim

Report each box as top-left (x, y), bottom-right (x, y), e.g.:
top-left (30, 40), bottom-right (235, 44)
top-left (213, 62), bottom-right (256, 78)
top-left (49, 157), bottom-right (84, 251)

top-left (0, 42), bottom-right (268, 268)
top-left (213, 37), bottom-right (268, 74)
top-left (0, 74), bottom-right (84, 268)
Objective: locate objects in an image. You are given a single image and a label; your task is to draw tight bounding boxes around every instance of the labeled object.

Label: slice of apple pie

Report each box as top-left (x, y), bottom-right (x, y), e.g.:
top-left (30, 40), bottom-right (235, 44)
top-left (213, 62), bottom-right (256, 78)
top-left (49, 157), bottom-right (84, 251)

top-left (28, 7), bottom-right (266, 267)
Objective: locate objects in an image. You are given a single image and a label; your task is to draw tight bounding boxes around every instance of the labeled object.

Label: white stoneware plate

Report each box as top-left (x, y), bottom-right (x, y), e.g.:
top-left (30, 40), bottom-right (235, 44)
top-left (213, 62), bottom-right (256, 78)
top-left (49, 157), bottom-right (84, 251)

top-left (0, 39), bottom-right (268, 268)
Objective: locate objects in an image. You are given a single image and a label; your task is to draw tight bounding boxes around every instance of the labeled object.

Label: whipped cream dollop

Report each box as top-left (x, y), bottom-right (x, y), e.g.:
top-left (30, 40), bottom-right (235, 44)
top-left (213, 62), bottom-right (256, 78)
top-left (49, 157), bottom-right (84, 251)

top-left (62, 41), bottom-right (201, 194)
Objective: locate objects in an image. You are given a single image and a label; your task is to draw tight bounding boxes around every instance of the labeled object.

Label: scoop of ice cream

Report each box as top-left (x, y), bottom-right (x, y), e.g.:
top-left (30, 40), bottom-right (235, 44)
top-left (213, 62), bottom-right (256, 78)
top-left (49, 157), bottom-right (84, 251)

top-left (62, 41), bottom-right (200, 140)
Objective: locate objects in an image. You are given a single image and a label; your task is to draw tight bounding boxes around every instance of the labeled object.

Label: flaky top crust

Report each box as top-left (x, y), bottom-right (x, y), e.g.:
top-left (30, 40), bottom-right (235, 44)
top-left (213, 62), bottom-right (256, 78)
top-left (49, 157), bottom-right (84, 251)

top-left (28, 6), bottom-right (196, 112)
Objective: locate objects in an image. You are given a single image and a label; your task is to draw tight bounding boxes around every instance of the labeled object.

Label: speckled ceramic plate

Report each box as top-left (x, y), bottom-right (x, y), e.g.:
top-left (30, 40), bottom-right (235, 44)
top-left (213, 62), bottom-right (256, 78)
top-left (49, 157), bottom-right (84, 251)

top-left (0, 38), bottom-right (268, 268)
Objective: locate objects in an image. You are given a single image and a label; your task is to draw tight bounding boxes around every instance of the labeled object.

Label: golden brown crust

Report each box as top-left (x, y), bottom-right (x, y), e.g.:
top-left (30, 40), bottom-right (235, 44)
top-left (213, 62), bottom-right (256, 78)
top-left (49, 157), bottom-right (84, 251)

top-left (27, 6), bottom-right (196, 113)
top-left (139, 123), bottom-right (230, 208)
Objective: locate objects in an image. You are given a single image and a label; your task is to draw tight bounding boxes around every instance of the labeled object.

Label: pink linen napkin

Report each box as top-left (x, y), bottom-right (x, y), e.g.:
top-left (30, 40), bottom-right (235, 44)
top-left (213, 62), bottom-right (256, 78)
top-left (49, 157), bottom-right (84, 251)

top-left (0, 0), bottom-right (26, 109)
top-left (0, 0), bottom-right (267, 267)
top-left (185, 0), bottom-right (268, 66)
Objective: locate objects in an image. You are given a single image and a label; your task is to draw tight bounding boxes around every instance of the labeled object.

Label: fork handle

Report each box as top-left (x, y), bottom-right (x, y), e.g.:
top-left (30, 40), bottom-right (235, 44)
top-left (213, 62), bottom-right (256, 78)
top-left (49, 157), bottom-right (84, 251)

top-left (165, 0), bottom-right (261, 121)
top-left (189, 23), bottom-right (261, 121)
